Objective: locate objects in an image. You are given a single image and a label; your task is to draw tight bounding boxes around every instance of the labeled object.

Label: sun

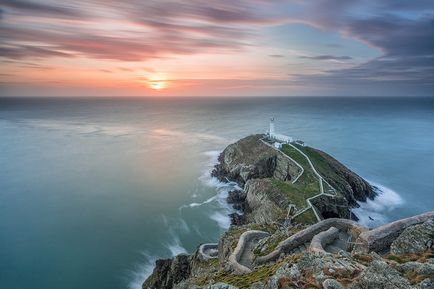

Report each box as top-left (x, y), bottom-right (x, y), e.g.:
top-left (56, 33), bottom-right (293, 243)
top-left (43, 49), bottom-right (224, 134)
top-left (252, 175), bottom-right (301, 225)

top-left (148, 74), bottom-right (168, 91)
top-left (150, 81), bottom-right (165, 90)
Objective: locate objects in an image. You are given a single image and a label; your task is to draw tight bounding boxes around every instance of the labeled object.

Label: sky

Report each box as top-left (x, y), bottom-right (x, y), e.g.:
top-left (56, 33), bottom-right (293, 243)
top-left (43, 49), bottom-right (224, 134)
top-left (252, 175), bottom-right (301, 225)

top-left (0, 0), bottom-right (433, 97)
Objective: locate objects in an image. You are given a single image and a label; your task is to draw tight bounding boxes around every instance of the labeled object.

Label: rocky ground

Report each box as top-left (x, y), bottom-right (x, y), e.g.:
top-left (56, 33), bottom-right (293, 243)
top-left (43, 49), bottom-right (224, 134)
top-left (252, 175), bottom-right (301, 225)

top-left (143, 135), bottom-right (433, 289)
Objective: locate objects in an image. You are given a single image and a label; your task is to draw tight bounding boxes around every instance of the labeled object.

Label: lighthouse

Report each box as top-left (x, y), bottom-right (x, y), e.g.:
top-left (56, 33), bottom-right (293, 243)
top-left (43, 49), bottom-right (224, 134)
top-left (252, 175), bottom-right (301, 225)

top-left (269, 117), bottom-right (275, 136)
top-left (267, 117), bottom-right (293, 143)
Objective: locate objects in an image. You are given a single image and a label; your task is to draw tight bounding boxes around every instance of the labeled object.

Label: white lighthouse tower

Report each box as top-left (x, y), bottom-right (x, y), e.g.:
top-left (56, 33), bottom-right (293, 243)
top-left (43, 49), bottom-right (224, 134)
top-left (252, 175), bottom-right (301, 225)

top-left (269, 117), bottom-right (275, 137)
top-left (267, 117), bottom-right (293, 144)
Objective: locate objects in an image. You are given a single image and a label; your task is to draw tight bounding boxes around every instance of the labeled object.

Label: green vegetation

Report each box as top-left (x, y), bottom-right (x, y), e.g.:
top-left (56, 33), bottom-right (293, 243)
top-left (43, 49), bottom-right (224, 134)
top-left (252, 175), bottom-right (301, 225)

top-left (292, 144), bottom-right (341, 193)
top-left (271, 179), bottom-right (315, 209)
top-left (292, 208), bottom-right (317, 225)
top-left (194, 257), bottom-right (299, 289)
top-left (387, 250), bottom-right (434, 264)
top-left (269, 144), bottom-right (322, 214)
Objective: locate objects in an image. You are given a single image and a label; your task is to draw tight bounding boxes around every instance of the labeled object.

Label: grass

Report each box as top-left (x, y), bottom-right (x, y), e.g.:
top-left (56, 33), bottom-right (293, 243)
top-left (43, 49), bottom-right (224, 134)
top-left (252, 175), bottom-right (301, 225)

top-left (291, 144), bottom-right (342, 193)
top-left (386, 249), bottom-right (434, 264)
top-left (194, 257), bottom-right (299, 289)
top-left (266, 144), bottom-right (327, 225)
top-left (292, 208), bottom-right (318, 225)
top-left (271, 179), bottom-right (318, 209)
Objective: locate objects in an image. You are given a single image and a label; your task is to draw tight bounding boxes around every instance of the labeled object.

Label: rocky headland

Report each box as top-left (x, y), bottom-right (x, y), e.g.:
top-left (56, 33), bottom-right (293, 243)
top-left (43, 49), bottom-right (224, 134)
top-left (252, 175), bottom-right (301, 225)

top-left (143, 134), bottom-right (434, 289)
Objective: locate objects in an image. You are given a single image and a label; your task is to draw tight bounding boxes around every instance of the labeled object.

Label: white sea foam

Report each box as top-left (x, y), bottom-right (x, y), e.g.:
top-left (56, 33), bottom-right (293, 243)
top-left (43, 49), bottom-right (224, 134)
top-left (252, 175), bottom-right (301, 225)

top-left (129, 149), bottom-right (235, 288)
top-left (210, 211), bottom-right (231, 230)
top-left (127, 251), bottom-right (158, 289)
top-left (127, 234), bottom-right (188, 289)
top-left (166, 238), bottom-right (188, 256)
top-left (352, 182), bottom-right (404, 228)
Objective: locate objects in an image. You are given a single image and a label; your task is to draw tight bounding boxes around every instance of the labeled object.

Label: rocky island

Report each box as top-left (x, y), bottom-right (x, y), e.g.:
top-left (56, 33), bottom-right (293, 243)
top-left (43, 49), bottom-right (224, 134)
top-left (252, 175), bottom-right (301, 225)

top-left (143, 134), bottom-right (434, 289)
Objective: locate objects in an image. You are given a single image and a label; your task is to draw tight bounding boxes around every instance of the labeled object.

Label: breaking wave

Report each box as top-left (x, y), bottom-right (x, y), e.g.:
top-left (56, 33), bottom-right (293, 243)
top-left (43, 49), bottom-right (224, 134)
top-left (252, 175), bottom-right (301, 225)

top-left (352, 182), bottom-right (404, 228)
top-left (127, 224), bottom-right (188, 289)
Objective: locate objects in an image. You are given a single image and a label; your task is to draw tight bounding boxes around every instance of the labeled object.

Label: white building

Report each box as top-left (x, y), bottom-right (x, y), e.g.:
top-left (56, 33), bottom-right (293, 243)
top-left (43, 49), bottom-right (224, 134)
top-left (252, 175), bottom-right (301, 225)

top-left (267, 117), bottom-right (293, 143)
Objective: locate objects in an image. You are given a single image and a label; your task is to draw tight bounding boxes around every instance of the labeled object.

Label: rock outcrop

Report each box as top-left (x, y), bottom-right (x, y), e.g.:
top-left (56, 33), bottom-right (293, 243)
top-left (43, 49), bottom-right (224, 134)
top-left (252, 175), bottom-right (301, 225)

top-left (211, 135), bottom-right (301, 185)
top-left (143, 255), bottom-right (191, 289)
top-left (143, 134), bottom-right (432, 289)
top-left (213, 134), bottom-right (374, 223)
top-left (390, 219), bottom-right (434, 255)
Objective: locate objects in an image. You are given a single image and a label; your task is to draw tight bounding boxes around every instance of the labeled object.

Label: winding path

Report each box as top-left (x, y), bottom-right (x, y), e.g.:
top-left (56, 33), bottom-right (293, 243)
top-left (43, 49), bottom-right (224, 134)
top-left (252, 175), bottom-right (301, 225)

top-left (261, 137), bottom-right (338, 222)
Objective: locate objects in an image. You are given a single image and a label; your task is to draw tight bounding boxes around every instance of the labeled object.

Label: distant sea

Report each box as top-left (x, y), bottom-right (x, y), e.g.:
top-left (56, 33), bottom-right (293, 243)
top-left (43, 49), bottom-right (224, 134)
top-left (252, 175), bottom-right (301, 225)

top-left (1, 97), bottom-right (433, 289)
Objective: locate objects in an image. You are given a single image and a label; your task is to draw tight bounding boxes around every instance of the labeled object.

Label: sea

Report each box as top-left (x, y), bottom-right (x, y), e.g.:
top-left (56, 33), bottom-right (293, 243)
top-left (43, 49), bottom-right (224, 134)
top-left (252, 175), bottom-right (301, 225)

top-left (0, 96), bottom-right (433, 289)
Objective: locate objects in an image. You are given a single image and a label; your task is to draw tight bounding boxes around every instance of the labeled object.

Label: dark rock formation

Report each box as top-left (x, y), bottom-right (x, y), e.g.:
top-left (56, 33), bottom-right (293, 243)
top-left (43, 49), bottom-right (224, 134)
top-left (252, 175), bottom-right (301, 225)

top-left (227, 190), bottom-right (248, 212)
top-left (307, 147), bottom-right (376, 205)
top-left (142, 134), bottom-right (431, 289)
top-left (309, 194), bottom-right (356, 220)
top-left (229, 213), bottom-right (247, 226)
top-left (211, 134), bottom-right (301, 185)
top-left (142, 255), bottom-right (191, 289)
top-left (212, 134), bottom-right (375, 222)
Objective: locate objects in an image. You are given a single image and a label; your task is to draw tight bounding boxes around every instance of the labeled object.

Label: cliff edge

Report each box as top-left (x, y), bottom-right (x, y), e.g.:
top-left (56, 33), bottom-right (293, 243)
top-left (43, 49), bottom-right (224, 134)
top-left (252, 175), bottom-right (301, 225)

top-left (143, 135), bottom-right (432, 289)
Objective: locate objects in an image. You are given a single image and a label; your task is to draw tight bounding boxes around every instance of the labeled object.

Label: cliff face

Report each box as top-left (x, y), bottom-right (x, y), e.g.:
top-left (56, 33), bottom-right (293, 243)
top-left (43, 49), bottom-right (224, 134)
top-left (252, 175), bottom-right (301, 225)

top-left (304, 147), bottom-right (376, 205)
top-left (212, 135), bottom-right (302, 185)
top-left (212, 134), bottom-right (374, 222)
top-left (142, 135), bottom-right (431, 289)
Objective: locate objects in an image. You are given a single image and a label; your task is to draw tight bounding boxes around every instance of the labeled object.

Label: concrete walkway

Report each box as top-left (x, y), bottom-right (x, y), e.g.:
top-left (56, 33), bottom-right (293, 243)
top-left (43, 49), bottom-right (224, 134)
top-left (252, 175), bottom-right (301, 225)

top-left (261, 137), bottom-right (338, 222)
top-left (285, 143), bottom-right (337, 222)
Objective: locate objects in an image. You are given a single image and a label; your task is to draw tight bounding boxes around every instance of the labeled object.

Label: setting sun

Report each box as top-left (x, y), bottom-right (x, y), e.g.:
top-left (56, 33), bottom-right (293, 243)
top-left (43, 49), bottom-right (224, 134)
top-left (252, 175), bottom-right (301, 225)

top-left (149, 81), bottom-right (166, 90)
top-left (148, 74), bottom-right (168, 91)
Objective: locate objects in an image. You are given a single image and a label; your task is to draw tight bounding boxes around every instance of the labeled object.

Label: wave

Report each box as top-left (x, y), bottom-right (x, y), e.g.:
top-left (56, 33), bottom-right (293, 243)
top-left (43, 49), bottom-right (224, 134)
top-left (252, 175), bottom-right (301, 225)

top-left (352, 181), bottom-right (404, 228)
top-left (127, 227), bottom-right (188, 289)
top-left (128, 149), bottom-right (234, 288)
top-left (127, 235), bottom-right (188, 289)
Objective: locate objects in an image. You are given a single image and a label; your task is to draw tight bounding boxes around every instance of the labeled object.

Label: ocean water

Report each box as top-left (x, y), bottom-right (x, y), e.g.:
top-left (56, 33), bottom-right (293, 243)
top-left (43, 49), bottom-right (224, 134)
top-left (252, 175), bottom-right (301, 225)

top-left (0, 97), bottom-right (433, 289)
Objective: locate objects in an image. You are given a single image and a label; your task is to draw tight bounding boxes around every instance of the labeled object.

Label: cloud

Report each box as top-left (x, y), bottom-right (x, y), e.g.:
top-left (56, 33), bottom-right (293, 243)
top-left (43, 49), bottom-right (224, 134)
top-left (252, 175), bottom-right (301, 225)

top-left (287, 0), bottom-right (434, 93)
top-left (299, 54), bottom-right (352, 61)
top-left (0, 0), bottom-right (83, 17)
top-left (0, 45), bottom-right (71, 59)
top-left (269, 54), bottom-right (285, 58)
top-left (0, 1), bottom-right (286, 61)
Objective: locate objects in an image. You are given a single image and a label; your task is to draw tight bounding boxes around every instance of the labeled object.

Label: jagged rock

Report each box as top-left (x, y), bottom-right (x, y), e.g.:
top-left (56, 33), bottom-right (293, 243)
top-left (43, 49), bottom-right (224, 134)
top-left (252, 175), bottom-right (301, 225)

top-left (297, 251), bottom-right (364, 279)
top-left (390, 219), bottom-right (434, 255)
top-left (308, 148), bottom-right (376, 206)
top-left (212, 134), bottom-right (375, 223)
top-left (310, 194), bottom-right (353, 220)
top-left (229, 213), bottom-right (247, 226)
top-left (207, 282), bottom-right (238, 289)
top-left (418, 278), bottom-right (434, 289)
top-left (396, 261), bottom-right (434, 276)
top-left (243, 178), bottom-right (288, 224)
top-left (142, 254), bottom-right (191, 289)
top-left (227, 190), bottom-right (249, 212)
top-left (322, 278), bottom-right (343, 289)
top-left (211, 135), bottom-right (280, 185)
top-left (249, 281), bottom-right (265, 289)
top-left (350, 260), bottom-right (416, 289)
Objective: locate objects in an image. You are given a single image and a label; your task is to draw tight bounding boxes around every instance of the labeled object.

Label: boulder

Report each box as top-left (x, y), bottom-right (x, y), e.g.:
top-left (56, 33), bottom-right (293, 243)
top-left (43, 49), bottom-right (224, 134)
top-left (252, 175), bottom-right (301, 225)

top-left (322, 278), bottom-right (343, 289)
top-left (350, 260), bottom-right (416, 289)
top-left (390, 219), bottom-right (434, 255)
